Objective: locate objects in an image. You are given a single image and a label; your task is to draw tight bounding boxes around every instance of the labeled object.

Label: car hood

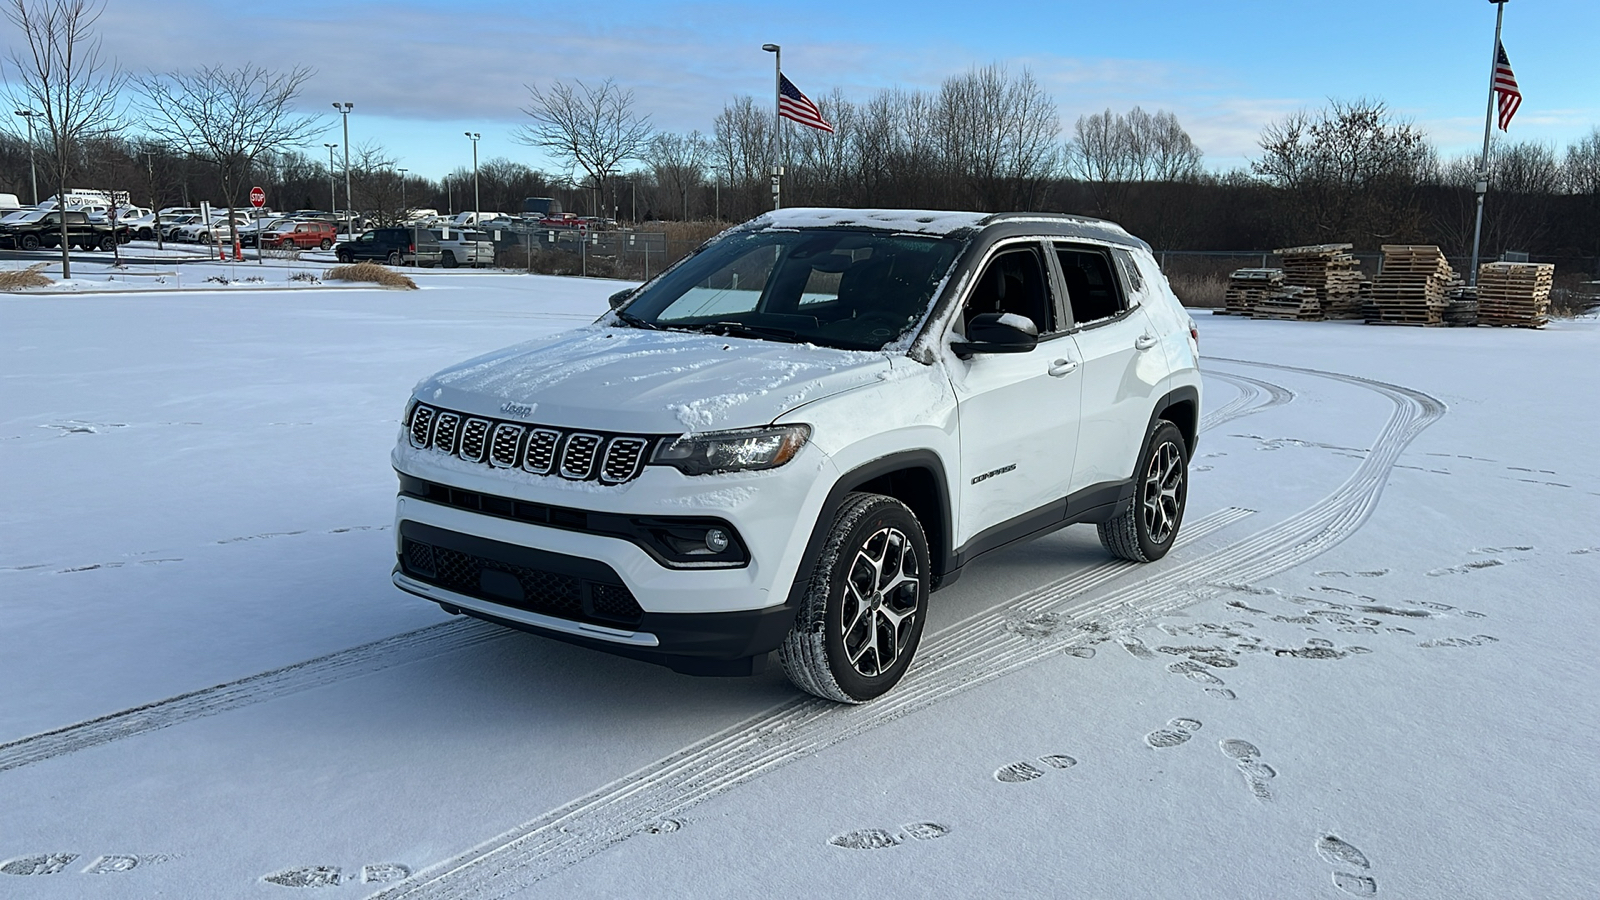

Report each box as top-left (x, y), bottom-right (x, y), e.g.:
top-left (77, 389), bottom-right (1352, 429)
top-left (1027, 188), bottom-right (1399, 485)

top-left (413, 325), bottom-right (900, 434)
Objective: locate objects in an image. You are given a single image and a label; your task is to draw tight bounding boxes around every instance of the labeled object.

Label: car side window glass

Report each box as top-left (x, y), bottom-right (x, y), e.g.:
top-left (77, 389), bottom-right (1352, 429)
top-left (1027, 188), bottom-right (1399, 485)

top-left (1055, 245), bottom-right (1127, 326)
top-left (1111, 248), bottom-right (1143, 297)
top-left (961, 246), bottom-right (1054, 335)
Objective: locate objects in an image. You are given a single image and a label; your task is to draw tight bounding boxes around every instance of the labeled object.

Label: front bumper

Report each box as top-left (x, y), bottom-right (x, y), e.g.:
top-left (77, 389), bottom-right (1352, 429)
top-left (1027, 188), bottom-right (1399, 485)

top-left (392, 521), bottom-right (799, 675)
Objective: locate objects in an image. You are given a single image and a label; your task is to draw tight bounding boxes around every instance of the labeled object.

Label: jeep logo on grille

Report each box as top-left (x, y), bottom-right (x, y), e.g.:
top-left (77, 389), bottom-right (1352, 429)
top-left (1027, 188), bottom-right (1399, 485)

top-left (499, 401), bottom-right (536, 419)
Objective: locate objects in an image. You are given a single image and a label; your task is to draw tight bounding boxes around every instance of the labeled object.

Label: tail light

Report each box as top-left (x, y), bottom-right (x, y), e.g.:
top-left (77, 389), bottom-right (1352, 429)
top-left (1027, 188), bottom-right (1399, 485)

top-left (408, 243), bottom-right (415, 253)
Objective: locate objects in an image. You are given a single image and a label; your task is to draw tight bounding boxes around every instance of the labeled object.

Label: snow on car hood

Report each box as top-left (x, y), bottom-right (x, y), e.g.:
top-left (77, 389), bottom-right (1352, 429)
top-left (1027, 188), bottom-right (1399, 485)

top-left (414, 325), bottom-right (898, 434)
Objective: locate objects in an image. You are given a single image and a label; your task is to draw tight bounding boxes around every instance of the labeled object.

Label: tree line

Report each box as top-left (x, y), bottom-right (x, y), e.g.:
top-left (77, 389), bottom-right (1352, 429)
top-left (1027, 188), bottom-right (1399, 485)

top-left (5, 0), bottom-right (1598, 272)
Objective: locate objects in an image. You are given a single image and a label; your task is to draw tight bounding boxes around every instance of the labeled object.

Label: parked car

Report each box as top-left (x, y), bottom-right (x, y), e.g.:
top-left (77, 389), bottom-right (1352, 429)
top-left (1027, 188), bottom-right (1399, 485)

top-left (262, 220), bottom-right (338, 251)
top-left (237, 217), bottom-right (294, 247)
top-left (430, 227), bottom-right (495, 267)
top-left (334, 227), bottom-right (441, 266)
top-left (389, 208), bottom-right (1202, 701)
top-left (175, 213), bottom-right (250, 244)
top-left (0, 209), bottom-right (126, 250)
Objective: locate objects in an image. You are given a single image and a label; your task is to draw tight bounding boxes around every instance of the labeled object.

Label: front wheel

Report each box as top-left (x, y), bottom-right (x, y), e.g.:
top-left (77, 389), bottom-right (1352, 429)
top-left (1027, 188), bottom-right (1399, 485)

top-left (20, 234), bottom-right (41, 250)
top-left (336, 250), bottom-right (352, 263)
top-left (1098, 419), bottom-right (1188, 562)
top-left (779, 493), bottom-right (928, 703)
top-left (319, 238), bottom-right (332, 250)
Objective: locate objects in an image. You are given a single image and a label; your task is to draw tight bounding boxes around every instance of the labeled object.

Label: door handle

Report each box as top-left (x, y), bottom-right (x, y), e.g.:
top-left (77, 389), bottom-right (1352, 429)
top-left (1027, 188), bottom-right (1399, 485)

top-left (1135, 334), bottom-right (1158, 351)
top-left (1048, 358), bottom-right (1079, 377)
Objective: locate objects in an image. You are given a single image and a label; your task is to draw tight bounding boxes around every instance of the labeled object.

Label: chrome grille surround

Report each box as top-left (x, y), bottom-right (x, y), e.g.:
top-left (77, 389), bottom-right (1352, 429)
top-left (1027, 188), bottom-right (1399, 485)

top-left (600, 437), bottom-right (648, 484)
top-left (560, 433), bottom-right (603, 480)
top-left (522, 428), bottom-right (561, 475)
top-left (432, 412), bottom-right (461, 454)
top-left (489, 423), bottom-right (524, 468)
top-left (459, 417), bottom-right (491, 463)
top-left (408, 405), bottom-right (436, 448)
top-left (405, 403), bottom-right (656, 485)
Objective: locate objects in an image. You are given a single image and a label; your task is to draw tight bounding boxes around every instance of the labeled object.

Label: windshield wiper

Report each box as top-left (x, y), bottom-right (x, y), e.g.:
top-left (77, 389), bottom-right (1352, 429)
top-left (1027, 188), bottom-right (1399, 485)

top-left (613, 309), bottom-right (661, 330)
top-left (682, 321), bottom-right (803, 343)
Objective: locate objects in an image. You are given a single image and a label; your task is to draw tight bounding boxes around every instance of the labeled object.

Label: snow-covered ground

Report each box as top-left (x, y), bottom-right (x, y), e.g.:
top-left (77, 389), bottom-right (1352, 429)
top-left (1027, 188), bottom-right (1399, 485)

top-left (2, 273), bottom-right (1596, 898)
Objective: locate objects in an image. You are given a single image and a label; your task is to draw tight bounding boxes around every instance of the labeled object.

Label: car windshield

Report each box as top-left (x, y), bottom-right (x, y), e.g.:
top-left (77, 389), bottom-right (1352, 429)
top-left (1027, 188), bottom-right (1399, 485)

top-left (618, 229), bottom-right (962, 351)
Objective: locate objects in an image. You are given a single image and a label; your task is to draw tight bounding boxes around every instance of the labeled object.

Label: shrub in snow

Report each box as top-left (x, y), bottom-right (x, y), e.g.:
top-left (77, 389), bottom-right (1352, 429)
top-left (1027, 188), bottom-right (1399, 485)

top-left (324, 261), bottom-right (417, 289)
top-left (0, 263), bottom-right (53, 291)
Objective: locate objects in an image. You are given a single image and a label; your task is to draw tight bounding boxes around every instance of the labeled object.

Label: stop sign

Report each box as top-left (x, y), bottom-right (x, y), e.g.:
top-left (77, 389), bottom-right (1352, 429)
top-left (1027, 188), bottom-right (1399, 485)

top-left (249, 186), bottom-right (265, 208)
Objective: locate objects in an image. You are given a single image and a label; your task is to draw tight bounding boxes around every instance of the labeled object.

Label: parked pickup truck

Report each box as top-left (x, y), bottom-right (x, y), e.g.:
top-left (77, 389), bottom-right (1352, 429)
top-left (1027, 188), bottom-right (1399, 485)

top-left (0, 209), bottom-right (127, 251)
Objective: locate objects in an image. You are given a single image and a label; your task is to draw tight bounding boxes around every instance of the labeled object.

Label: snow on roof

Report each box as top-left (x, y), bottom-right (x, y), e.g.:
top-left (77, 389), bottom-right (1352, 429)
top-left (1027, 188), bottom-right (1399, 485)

top-left (750, 208), bottom-right (989, 236)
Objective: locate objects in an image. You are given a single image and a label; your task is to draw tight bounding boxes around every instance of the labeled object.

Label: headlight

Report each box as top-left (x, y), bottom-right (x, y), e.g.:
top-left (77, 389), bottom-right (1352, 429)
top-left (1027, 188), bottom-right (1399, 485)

top-left (649, 424), bottom-right (811, 476)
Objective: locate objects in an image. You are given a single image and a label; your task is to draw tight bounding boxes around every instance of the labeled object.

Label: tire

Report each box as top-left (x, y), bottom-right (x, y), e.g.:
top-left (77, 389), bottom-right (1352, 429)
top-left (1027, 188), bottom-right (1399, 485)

top-left (319, 238), bottom-right (332, 250)
top-left (337, 250), bottom-right (352, 263)
top-left (99, 235), bottom-right (115, 251)
top-left (20, 234), bottom-right (40, 251)
top-left (779, 493), bottom-right (929, 703)
top-left (441, 251), bottom-right (457, 268)
top-left (1098, 419), bottom-right (1188, 562)
top-left (386, 250), bottom-right (402, 266)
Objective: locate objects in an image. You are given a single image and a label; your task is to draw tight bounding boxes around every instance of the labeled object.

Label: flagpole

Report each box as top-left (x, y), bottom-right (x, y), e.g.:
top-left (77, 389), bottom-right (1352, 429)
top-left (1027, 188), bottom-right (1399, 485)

top-left (1469, 0), bottom-right (1508, 287)
top-left (763, 43), bottom-right (782, 210)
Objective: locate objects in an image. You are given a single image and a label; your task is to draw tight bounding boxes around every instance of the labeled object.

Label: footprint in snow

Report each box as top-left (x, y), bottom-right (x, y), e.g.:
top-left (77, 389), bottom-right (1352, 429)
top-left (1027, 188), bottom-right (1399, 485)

top-left (1219, 738), bottom-right (1276, 802)
top-left (1315, 834), bottom-right (1377, 896)
top-left (1145, 718), bottom-right (1201, 749)
top-left (829, 823), bottom-right (949, 850)
top-left (1, 854), bottom-right (78, 875)
top-left (994, 755), bottom-right (1077, 783)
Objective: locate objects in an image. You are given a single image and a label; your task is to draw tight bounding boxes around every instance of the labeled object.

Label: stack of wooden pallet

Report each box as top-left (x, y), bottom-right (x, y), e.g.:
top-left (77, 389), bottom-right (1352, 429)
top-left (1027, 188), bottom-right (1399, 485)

top-left (1369, 245), bottom-right (1456, 326)
top-left (1276, 244), bottom-right (1364, 319)
top-left (1221, 268), bottom-right (1286, 316)
top-left (1249, 285), bottom-right (1322, 321)
top-left (1476, 262), bottom-right (1553, 328)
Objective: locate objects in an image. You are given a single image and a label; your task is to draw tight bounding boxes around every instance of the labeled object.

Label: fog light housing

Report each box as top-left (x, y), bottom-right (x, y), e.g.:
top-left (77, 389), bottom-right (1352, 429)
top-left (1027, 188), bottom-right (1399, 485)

top-left (705, 527), bottom-right (730, 553)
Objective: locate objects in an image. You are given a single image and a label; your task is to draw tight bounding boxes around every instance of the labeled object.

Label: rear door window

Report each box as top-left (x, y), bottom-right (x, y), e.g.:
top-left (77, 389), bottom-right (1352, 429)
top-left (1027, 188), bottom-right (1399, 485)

top-left (1055, 244), bottom-right (1128, 327)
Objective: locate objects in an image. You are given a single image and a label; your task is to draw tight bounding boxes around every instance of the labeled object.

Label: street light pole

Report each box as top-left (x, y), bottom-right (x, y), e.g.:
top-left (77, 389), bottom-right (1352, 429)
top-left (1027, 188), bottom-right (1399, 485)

top-left (399, 166), bottom-right (413, 261)
top-left (762, 43), bottom-right (781, 210)
top-left (465, 132), bottom-right (481, 227)
top-left (324, 143), bottom-right (338, 223)
top-left (13, 110), bottom-right (39, 206)
top-left (333, 102), bottom-right (353, 234)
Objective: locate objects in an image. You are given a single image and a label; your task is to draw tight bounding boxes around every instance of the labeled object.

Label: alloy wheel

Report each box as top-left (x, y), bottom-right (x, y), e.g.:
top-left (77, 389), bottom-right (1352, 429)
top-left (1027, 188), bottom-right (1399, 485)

top-left (839, 526), bottom-right (921, 678)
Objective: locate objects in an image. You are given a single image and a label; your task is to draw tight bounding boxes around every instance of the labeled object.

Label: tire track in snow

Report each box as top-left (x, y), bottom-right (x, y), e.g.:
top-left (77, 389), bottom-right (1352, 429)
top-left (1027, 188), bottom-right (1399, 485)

top-left (0, 620), bottom-right (507, 773)
top-left (367, 361), bottom-right (1441, 900)
top-left (1201, 370), bottom-right (1295, 432)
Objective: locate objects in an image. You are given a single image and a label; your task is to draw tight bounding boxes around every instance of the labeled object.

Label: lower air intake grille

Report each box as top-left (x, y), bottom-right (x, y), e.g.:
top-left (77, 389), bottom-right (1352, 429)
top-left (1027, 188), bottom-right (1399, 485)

top-left (402, 538), bottom-right (643, 627)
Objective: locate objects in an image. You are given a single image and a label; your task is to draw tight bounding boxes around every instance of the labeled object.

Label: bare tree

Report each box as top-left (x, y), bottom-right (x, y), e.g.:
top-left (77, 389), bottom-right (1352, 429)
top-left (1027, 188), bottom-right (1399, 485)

top-left (935, 65), bottom-right (1059, 210)
top-left (645, 131), bottom-right (708, 220)
top-left (712, 96), bottom-right (774, 220)
top-left (1252, 98), bottom-right (1432, 246)
top-left (517, 78), bottom-right (651, 208)
top-left (136, 64), bottom-right (321, 249)
top-left (3, 0), bottom-right (124, 277)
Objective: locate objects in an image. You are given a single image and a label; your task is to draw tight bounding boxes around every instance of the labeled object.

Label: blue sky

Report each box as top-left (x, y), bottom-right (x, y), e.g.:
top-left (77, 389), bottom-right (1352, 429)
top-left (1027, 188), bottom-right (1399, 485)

top-left (78, 0), bottom-right (1600, 182)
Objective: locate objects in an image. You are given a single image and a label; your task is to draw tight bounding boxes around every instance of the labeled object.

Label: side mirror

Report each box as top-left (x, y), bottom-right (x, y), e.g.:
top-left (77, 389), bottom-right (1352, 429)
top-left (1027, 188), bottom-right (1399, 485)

top-left (607, 288), bottom-right (637, 310)
top-left (950, 312), bottom-right (1039, 359)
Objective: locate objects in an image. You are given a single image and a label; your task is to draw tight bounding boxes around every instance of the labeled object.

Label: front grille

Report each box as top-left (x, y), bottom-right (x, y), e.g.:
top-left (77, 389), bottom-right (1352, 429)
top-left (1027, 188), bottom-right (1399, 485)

top-left (404, 403), bottom-right (660, 485)
top-left (489, 423), bottom-right (523, 468)
top-left (460, 418), bottom-right (491, 463)
top-left (402, 537), bottom-right (643, 626)
top-left (523, 428), bottom-right (560, 474)
top-left (601, 438), bottom-right (648, 483)
top-left (561, 434), bottom-right (602, 479)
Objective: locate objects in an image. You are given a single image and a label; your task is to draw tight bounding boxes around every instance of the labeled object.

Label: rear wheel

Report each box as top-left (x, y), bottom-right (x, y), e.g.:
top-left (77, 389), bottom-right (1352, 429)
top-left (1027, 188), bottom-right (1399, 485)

top-left (441, 251), bottom-right (457, 268)
top-left (779, 493), bottom-right (929, 703)
top-left (1099, 419), bottom-right (1188, 562)
top-left (99, 235), bottom-right (116, 251)
top-left (386, 250), bottom-right (402, 266)
top-left (319, 238), bottom-right (332, 250)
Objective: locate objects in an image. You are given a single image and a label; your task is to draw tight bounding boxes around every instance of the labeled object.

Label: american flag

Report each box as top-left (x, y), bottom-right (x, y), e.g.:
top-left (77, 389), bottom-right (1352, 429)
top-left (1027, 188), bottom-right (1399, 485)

top-left (779, 73), bottom-right (834, 133)
top-left (1493, 41), bottom-right (1521, 131)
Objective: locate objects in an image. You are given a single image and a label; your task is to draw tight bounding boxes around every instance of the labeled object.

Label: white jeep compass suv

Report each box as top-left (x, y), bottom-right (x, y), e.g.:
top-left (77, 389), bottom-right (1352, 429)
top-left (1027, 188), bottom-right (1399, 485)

top-left (392, 209), bottom-right (1201, 702)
